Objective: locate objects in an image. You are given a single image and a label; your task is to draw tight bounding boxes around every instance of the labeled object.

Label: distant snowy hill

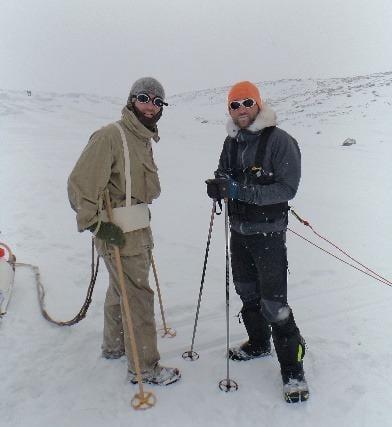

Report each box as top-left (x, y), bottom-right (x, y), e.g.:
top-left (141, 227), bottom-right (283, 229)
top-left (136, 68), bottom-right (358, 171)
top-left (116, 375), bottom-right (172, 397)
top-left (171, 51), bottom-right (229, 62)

top-left (1, 72), bottom-right (392, 427)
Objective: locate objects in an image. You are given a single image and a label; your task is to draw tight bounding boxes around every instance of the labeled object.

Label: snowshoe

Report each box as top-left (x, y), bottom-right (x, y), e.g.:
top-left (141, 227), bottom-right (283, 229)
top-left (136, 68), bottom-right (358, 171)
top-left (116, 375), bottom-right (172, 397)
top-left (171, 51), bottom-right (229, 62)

top-left (102, 349), bottom-right (125, 359)
top-left (129, 364), bottom-right (181, 386)
top-left (229, 340), bottom-right (271, 361)
top-left (282, 368), bottom-right (309, 403)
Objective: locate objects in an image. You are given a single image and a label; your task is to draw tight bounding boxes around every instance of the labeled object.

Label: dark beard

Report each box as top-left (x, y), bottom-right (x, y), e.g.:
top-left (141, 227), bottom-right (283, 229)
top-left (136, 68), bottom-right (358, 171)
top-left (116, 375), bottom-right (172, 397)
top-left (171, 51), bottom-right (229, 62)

top-left (127, 103), bottom-right (162, 131)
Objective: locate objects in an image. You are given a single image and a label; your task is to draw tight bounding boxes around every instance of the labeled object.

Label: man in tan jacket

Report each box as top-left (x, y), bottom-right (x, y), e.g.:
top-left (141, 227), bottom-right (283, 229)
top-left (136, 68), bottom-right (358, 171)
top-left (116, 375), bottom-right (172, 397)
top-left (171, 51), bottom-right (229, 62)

top-left (68, 77), bottom-right (180, 386)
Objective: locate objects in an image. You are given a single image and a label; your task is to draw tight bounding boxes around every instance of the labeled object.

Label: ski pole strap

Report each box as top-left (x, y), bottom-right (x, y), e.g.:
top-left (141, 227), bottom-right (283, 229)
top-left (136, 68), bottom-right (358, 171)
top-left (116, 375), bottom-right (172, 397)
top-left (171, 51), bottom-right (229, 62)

top-left (215, 199), bottom-right (223, 215)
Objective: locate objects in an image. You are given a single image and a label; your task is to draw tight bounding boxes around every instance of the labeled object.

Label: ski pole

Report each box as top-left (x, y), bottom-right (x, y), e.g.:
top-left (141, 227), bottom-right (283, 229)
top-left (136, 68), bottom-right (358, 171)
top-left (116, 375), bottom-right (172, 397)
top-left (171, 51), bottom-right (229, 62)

top-left (182, 200), bottom-right (217, 361)
top-left (150, 253), bottom-right (176, 338)
top-left (104, 191), bottom-right (156, 410)
top-left (218, 198), bottom-right (238, 392)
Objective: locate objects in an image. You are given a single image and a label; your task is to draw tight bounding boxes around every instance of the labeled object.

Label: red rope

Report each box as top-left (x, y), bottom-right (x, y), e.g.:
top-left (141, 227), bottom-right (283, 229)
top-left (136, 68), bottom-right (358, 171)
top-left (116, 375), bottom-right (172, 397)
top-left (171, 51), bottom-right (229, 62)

top-left (289, 209), bottom-right (392, 288)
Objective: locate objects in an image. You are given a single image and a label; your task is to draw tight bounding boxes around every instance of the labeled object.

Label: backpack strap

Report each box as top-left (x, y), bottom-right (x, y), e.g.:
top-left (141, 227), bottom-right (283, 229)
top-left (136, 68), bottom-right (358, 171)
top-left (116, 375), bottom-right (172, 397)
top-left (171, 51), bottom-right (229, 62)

top-left (113, 122), bottom-right (132, 208)
top-left (229, 126), bottom-right (276, 172)
top-left (254, 126), bottom-right (276, 167)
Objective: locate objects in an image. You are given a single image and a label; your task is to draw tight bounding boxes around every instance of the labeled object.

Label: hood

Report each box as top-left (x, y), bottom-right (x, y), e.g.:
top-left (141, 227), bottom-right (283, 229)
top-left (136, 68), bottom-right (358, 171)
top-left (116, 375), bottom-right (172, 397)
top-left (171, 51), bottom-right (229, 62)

top-left (120, 106), bottom-right (160, 142)
top-left (226, 104), bottom-right (277, 138)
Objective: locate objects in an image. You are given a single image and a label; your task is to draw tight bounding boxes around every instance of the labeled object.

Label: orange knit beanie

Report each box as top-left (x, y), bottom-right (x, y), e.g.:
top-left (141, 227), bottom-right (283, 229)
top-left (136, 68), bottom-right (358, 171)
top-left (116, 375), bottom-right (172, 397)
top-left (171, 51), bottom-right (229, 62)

top-left (227, 81), bottom-right (263, 109)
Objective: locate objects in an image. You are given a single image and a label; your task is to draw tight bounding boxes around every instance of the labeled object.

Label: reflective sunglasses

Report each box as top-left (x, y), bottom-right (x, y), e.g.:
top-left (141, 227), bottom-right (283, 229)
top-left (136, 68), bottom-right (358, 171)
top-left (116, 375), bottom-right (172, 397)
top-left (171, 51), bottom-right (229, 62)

top-left (135, 93), bottom-right (168, 108)
top-left (229, 98), bottom-right (256, 110)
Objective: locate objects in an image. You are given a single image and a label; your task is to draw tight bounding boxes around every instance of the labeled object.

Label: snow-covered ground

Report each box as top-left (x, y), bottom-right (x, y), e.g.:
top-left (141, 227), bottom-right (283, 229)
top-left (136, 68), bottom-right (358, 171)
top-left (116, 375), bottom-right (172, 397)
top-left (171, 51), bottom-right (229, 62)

top-left (1, 72), bottom-right (392, 427)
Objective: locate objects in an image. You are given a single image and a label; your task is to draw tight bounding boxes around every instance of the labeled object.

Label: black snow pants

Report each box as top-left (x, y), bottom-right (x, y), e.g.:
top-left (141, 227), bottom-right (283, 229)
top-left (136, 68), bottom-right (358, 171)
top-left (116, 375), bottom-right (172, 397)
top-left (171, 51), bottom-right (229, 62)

top-left (230, 230), bottom-right (305, 373)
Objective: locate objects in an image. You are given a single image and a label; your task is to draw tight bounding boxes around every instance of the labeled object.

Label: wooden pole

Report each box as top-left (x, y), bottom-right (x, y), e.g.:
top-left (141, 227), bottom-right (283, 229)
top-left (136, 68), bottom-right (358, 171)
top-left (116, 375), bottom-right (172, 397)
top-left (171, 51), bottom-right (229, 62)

top-left (104, 191), bottom-right (156, 409)
top-left (150, 254), bottom-right (176, 338)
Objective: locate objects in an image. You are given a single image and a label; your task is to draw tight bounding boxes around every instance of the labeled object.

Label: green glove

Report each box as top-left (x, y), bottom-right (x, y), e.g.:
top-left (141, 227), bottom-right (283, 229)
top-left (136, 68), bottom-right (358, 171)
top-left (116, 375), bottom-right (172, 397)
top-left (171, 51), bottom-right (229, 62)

top-left (89, 222), bottom-right (125, 248)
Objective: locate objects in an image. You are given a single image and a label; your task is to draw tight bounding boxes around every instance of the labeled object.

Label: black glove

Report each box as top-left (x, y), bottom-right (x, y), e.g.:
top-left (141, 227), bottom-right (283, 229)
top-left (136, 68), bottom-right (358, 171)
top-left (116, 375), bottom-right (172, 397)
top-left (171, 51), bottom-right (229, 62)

top-left (88, 222), bottom-right (126, 248)
top-left (205, 178), bottom-right (240, 200)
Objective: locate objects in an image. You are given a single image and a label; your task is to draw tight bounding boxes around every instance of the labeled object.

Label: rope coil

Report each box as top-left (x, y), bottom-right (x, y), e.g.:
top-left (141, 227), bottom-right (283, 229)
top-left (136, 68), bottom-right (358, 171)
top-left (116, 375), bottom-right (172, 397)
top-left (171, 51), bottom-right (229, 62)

top-left (15, 238), bottom-right (100, 326)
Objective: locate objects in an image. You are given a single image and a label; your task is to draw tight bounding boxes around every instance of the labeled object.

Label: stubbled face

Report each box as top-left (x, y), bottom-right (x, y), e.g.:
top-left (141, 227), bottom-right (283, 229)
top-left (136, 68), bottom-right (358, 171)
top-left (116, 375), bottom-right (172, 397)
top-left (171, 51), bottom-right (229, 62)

top-left (229, 102), bottom-right (259, 129)
top-left (134, 92), bottom-right (161, 118)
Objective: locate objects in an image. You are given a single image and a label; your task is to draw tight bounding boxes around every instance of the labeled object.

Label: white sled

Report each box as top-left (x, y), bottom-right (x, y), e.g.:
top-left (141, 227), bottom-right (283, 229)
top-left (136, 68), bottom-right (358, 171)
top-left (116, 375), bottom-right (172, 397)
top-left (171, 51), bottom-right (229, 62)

top-left (0, 243), bottom-right (16, 316)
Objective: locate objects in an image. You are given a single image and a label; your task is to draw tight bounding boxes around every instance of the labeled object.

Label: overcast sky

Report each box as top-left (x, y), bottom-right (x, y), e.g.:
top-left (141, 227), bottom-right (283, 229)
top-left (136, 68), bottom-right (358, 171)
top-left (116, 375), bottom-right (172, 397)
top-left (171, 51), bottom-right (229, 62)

top-left (1, 0), bottom-right (391, 98)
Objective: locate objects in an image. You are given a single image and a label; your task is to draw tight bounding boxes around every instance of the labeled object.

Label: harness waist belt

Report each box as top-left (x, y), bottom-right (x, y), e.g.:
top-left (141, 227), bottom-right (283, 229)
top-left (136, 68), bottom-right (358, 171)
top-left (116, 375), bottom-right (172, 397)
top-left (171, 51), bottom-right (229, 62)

top-left (229, 200), bottom-right (289, 223)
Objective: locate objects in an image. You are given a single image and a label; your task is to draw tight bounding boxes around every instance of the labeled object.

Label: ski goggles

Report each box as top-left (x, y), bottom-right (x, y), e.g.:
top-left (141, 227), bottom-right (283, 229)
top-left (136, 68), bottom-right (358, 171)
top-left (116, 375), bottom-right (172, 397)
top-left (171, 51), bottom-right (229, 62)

top-left (135, 93), bottom-right (168, 108)
top-left (229, 98), bottom-right (256, 110)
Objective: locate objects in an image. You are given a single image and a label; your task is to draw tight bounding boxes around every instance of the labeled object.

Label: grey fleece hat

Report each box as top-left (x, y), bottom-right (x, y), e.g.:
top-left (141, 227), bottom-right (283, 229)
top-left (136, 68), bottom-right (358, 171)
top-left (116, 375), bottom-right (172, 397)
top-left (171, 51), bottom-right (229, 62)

top-left (128, 77), bottom-right (165, 103)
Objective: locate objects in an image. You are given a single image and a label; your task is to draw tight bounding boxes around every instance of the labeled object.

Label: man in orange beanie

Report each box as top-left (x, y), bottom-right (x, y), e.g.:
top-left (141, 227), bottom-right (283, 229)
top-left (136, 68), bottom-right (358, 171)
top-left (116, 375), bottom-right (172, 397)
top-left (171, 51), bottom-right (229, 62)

top-left (206, 81), bottom-right (309, 403)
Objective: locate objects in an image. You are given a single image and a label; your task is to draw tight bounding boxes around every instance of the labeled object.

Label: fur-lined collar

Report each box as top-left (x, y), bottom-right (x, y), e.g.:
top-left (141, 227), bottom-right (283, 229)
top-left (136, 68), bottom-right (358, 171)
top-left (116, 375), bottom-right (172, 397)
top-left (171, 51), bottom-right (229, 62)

top-left (226, 104), bottom-right (277, 138)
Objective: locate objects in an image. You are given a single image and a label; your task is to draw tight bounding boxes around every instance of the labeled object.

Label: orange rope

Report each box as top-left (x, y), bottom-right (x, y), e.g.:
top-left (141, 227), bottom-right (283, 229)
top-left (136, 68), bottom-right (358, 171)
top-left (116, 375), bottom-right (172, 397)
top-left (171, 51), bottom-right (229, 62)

top-left (289, 209), bottom-right (392, 287)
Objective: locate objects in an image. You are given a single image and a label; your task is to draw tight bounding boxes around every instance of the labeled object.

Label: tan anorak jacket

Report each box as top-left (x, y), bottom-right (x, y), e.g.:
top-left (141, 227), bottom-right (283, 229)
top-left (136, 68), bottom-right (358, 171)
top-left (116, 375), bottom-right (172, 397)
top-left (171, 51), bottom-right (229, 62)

top-left (67, 107), bottom-right (161, 256)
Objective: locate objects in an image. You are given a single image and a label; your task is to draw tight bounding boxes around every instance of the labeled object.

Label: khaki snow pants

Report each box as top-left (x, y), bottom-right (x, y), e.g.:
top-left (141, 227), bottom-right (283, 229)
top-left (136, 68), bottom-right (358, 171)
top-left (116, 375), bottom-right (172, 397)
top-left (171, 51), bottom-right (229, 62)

top-left (102, 250), bottom-right (160, 372)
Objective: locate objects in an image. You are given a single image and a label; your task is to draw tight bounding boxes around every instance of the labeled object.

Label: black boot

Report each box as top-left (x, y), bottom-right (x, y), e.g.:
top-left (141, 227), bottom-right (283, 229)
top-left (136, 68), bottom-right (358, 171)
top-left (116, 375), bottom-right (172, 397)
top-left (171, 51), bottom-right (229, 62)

top-left (229, 340), bottom-right (271, 361)
top-left (281, 362), bottom-right (309, 403)
top-left (276, 336), bottom-right (309, 403)
top-left (229, 303), bottom-right (271, 361)
top-left (272, 313), bottom-right (309, 403)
